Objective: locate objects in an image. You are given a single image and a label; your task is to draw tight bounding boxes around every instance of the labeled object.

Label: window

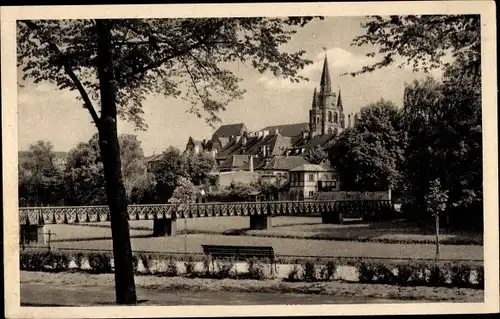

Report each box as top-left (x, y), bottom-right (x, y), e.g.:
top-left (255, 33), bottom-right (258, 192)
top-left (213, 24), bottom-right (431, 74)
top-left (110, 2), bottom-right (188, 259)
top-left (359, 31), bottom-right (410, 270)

top-left (334, 112), bottom-right (339, 123)
top-left (332, 180), bottom-right (337, 188)
top-left (328, 111), bottom-right (333, 123)
top-left (309, 191), bottom-right (315, 197)
top-left (308, 174), bottom-right (314, 181)
top-left (328, 128), bottom-right (333, 134)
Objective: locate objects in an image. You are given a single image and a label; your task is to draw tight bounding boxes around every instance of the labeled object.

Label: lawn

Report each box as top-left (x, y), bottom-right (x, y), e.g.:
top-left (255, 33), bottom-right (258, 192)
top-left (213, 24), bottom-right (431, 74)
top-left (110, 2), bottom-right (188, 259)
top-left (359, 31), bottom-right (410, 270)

top-left (77, 216), bottom-right (483, 245)
top-left (46, 233), bottom-right (482, 260)
top-left (33, 216), bottom-right (482, 261)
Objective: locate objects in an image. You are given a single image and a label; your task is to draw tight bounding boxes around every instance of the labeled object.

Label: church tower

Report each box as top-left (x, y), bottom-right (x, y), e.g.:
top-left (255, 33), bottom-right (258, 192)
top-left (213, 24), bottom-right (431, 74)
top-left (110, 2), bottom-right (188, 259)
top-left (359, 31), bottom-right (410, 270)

top-left (309, 87), bottom-right (321, 134)
top-left (309, 55), bottom-right (345, 136)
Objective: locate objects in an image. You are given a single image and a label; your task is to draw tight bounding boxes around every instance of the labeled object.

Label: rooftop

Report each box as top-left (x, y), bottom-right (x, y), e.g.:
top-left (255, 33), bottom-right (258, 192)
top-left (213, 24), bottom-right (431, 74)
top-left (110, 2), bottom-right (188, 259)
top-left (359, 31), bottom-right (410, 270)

top-left (213, 123), bottom-right (247, 138)
top-left (290, 164), bottom-right (327, 172)
top-left (260, 123), bottom-right (309, 137)
top-left (262, 156), bottom-right (310, 171)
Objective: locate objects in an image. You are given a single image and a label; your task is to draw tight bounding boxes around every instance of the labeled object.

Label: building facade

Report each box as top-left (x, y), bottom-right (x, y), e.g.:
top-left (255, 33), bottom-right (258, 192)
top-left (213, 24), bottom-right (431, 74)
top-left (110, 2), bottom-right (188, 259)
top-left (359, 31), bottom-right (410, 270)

top-left (288, 164), bottom-right (339, 200)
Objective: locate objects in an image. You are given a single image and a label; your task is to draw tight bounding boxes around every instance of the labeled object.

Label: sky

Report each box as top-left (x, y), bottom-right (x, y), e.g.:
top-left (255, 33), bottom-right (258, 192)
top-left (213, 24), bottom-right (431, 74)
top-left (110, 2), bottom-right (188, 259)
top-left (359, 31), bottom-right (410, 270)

top-left (17, 17), bottom-right (443, 156)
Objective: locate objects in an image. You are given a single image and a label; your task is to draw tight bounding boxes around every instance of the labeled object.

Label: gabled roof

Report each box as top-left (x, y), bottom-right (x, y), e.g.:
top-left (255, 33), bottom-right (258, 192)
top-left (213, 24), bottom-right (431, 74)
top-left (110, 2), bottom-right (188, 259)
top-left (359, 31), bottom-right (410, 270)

top-left (213, 123), bottom-right (247, 138)
top-left (291, 133), bottom-right (337, 155)
top-left (290, 164), bottom-right (326, 172)
top-left (319, 163), bottom-right (336, 172)
top-left (215, 133), bottom-right (294, 160)
top-left (260, 123), bottom-right (309, 137)
top-left (270, 134), bottom-right (293, 156)
top-left (219, 154), bottom-right (250, 171)
top-left (262, 156), bottom-right (310, 171)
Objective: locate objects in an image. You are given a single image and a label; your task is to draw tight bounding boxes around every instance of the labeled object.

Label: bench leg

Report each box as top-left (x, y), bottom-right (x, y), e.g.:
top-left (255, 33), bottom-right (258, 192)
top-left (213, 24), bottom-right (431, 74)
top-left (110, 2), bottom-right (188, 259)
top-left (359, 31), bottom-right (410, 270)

top-left (249, 214), bottom-right (272, 230)
top-left (153, 218), bottom-right (177, 237)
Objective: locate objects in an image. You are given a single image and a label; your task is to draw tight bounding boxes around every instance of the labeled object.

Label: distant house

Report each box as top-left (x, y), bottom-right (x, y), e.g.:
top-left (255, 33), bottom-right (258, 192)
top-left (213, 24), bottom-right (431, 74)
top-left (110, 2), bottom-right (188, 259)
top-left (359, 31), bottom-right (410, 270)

top-left (18, 150), bottom-right (68, 170)
top-left (145, 153), bottom-right (164, 172)
top-left (259, 156), bottom-right (310, 181)
top-left (53, 151), bottom-right (68, 169)
top-left (288, 164), bottom-right (338, 200)
top-left (185, 137), bottom-right (208, 155)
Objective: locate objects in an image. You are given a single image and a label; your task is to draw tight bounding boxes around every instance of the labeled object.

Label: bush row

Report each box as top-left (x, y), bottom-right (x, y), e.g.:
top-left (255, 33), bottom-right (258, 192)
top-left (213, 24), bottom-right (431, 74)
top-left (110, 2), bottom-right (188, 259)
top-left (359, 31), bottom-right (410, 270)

top-left (19, 250), bottom-right (268, 280)
top-left (356, 260), bottom-right (484, 289)
top-left (19, 250), bottom-right (483, 289)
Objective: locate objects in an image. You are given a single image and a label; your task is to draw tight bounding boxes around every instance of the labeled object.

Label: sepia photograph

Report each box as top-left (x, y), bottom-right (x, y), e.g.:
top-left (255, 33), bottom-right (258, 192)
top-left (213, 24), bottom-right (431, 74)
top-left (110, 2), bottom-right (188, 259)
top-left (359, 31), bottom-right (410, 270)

top-left (2, 1), bottom-right (498, 318)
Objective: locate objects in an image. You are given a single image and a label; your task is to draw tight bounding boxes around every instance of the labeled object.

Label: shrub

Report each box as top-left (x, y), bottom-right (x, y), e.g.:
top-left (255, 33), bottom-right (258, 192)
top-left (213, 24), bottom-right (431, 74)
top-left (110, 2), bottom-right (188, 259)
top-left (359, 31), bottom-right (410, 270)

top-left (27, 252), bottom-right (49, 271)
top-left (476, 266), bottom-right (484, 289)
top-left (72, 252), bottom-right (85, 269)
top-left (139, 254), bottom-right (152, 274)
top-left (45, 252), bottom-right (69, 272)
top-left (322, 260), bottom-right (337, 281)
top-left (201, 255), bottom-right (212, 276)
top-left (20, 252), bottom-right (31, 270)
top-left (87, 252), bottom-right (112, 273)
top-left (163, 259), bottom-right (178, 277)
top-left (397, 263), bottom-right (422, 286)
top-left (357, 261), bottom-right (377, 283)
top-left (287, 264), bottom-right (302, 282)
top-left (302, 260), bottom-right (317, 282)
top-left (375, 263), bottom-right (396, 284)
top-left (215, 258), bottom-right (235, 278)
top-left (451, 263), bottom-right (472, 287)
top-left (427, 263), bottom-right (448, 287)
top-left (132, 255), bottom-right (139, 273)
top-left (184, 256), bottom-right (197, 276)
top-left (247, 257), bottom-right (266, 280)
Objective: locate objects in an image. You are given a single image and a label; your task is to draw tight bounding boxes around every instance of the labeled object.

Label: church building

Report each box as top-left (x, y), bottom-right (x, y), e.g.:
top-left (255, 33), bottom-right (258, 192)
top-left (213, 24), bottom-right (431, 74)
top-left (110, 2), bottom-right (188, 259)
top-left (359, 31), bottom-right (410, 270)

top-left (309, 55), bottom-right (345, 136)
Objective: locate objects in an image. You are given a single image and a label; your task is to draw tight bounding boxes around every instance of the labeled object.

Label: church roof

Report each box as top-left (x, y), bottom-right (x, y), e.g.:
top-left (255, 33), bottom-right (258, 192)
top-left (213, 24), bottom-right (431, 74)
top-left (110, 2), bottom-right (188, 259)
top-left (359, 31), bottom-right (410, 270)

top-left (213, 123), bottom-right (247, 138)
top-left (260, 123), bottom-right (309, 137)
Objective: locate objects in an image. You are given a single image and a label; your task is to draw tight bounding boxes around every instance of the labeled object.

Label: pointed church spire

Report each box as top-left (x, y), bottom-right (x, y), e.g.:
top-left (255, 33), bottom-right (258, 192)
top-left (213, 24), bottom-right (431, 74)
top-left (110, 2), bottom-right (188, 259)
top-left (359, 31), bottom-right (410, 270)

top-left (319, 55), bottom-right (332, 94)
top-left (337, 89), bottom-right (343, 109)
top-left (311, 87), bottom-right (318, 109)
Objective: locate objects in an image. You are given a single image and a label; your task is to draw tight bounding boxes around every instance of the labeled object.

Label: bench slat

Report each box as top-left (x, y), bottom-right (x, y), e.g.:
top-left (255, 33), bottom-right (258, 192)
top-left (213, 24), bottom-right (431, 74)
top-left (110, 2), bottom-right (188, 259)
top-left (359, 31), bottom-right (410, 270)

top-left (201, 244), bottom-right (275, 261)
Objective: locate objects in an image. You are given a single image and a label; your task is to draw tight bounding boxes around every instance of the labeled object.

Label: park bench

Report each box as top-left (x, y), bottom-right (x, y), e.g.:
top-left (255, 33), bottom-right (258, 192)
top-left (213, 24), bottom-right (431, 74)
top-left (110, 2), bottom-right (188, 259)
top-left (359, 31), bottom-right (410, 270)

top-left (201, 244), bottom-right (275, 264)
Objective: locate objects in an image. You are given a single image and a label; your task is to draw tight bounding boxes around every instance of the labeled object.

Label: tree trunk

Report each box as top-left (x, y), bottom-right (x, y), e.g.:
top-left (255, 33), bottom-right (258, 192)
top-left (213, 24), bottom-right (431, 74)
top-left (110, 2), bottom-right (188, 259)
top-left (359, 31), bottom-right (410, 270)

top-left (95, 20), bottom-right (137, 305)
top-left (435, 213), bottom-right (440, 260)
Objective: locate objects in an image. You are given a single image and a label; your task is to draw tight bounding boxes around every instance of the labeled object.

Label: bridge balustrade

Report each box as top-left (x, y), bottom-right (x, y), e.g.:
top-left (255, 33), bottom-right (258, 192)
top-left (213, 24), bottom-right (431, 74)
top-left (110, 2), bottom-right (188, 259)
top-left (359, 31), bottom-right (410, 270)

top-left (19, 200), bottom-right (395, 242)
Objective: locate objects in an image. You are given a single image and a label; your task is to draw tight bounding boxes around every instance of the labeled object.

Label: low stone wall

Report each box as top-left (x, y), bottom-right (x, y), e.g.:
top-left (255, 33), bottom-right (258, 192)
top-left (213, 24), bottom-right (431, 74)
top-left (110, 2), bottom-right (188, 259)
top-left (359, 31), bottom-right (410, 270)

top-left (68, 257), bottom-right (479, 284)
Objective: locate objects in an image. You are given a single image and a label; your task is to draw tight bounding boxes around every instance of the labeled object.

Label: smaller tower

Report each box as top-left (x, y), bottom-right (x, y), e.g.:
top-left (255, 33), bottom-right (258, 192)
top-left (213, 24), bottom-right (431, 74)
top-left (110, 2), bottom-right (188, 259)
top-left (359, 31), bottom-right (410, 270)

top-left (309, 87), bottom-right (321, 136)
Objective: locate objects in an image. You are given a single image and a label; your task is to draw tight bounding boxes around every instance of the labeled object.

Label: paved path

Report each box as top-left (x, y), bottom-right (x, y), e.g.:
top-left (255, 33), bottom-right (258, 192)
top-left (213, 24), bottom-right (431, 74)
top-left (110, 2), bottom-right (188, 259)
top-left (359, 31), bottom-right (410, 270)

top-left (21, 283), bottom-right (427, 306)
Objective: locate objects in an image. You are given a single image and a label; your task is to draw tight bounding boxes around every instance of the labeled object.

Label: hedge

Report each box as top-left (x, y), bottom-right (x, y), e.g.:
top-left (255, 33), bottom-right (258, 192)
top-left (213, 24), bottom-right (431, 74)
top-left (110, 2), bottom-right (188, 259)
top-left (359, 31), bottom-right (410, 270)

top-left (355, 260), bottom-right (484, 289)
top-left (19, 250), bottom-right (483, 289)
